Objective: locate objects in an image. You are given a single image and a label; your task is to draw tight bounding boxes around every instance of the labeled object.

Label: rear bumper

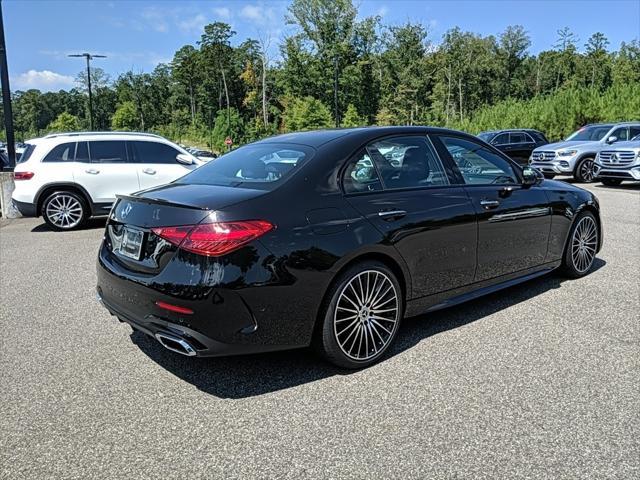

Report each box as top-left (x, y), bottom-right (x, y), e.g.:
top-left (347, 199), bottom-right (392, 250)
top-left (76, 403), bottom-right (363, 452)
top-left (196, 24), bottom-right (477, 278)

top-left (12, 200), bottom-right (37, 217)
top-left (96, 242), bottom-right (311, 357)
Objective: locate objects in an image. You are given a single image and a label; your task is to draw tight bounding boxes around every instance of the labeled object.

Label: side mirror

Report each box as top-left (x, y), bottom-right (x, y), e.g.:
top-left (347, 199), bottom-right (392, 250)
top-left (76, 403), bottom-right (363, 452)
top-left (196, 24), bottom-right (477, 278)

top-left (522, 166), bottom-right (542, 186)
top-left (607, 136), bottom-right (617, 144)
top-left (176, 153), bottom-right (194, 165)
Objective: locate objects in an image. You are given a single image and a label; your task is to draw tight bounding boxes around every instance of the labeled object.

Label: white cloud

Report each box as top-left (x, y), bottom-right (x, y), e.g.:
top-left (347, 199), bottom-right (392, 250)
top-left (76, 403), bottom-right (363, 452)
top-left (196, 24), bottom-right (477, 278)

top-left (177, 13), bottom-right (208, 34)
top-left (12, 70), bottom-right (76, 92)
top-left (377, 6), bottom-right (389, 17)
top-left (213, 6), bottom-right (231, 19)
top-left (140, 7), bottom-right (169, 33)
top-left (240, 4), bottom-right (276, 25)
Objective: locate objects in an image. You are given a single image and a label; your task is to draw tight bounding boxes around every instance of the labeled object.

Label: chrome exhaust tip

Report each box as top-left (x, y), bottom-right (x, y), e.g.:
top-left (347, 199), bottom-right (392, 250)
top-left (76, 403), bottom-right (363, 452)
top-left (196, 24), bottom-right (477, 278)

top-left (154, 333), bottom-right (197, 357)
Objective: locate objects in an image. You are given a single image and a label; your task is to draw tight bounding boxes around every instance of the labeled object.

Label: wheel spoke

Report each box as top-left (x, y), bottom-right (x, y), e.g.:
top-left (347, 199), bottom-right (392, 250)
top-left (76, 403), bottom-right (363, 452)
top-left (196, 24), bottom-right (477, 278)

top-left (333, 269), bottom-right (399, 361)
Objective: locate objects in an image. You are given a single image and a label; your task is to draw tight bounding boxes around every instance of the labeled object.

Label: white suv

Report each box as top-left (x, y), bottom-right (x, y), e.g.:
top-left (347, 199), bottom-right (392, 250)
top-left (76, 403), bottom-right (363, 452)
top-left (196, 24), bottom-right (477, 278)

top-left (11, 132), bottom-right (201, 230)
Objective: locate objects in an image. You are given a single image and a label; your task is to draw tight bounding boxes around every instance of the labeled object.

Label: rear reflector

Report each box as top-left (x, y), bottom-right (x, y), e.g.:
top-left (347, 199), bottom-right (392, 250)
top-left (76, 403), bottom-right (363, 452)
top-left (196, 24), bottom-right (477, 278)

top-left (152, 220), bottom-right (273, 257)
top-left (14, 171), bottom-right (34, 180)
top-left (155, 301), bottom-right (194, 315)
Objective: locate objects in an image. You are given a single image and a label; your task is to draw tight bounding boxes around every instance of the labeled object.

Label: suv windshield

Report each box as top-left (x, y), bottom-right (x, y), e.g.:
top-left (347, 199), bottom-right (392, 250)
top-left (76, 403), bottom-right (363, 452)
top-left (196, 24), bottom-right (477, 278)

top-left (566, 125), bottom-right (613, 142)
top-left (176, 143), bottom-right (314, 190)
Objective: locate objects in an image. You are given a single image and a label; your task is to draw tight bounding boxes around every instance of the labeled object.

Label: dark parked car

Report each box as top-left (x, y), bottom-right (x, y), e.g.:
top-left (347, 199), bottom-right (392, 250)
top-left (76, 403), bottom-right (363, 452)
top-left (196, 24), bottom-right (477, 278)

top-left (478, 129), bottom-right (549, 166)
top-left (97, 127), bottom-right (602, 368)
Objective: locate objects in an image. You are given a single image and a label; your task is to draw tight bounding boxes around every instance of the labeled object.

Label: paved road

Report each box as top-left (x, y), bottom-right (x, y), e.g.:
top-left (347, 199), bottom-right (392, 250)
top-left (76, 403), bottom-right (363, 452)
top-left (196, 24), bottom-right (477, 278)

top-left (1, 183), bottom-right (638, 479)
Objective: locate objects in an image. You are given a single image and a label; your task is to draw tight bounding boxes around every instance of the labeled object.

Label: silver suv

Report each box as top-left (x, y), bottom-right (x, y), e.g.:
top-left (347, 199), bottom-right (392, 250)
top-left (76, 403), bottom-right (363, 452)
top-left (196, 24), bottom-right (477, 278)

top-left (529, 122), bottom-right (640, 182)
top-left (593, 135), bottom-right (640, 186)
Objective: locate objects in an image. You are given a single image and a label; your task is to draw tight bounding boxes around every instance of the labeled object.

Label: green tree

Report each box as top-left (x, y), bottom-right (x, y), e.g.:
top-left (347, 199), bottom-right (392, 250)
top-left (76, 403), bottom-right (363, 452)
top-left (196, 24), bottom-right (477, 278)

top-left (47, 112), bottom-right (81, 132)
top-left (111, 101), bottom-right (139, 130)
top-left (342, 103), bottom-right (365, 127)
top-left (284, 96), bottom-right (333, 131)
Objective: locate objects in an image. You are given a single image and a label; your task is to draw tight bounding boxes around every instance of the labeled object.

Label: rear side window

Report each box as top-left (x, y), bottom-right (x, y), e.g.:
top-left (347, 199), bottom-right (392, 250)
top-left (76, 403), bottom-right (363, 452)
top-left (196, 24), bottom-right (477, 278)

top-left (509, 132), bottom-right (527, 143)
top-left (130, 141), bottom-right (180, 164)
top-left (343, 149), bottom-right (383, 194)
top-left (75, 142), bottom-right (90, 163)
top-left (43, 142), bottom-right (76, 162)
top-left (368, 136), bottom-right (449, 190)
top-left (17, 143), bottom-right (36, 163)
top-left (89, 141), bottom-right (128, 163)
top-left (177, 143), bottom-right (313, 190)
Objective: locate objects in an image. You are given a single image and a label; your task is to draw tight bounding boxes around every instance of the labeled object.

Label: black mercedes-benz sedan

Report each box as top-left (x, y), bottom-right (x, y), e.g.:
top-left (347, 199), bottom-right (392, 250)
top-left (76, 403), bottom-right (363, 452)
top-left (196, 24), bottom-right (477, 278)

top-left (96, 127), bottom-right (602, 368)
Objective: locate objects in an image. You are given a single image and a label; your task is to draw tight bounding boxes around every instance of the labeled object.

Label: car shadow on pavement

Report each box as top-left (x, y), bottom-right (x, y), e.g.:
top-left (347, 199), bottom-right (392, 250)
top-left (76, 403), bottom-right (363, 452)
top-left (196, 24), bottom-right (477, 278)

top-left (30, 218), bottom-right (107, 232)
top-left (131, 258), bottom-right (606, 399)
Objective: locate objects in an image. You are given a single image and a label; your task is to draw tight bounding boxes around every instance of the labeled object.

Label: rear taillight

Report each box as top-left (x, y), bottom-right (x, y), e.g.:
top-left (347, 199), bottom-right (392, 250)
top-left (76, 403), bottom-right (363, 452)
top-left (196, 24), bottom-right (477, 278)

top-left (152, 220), bottom-right (273, 257)
top-left (14, 171), bottom-right (34, 180)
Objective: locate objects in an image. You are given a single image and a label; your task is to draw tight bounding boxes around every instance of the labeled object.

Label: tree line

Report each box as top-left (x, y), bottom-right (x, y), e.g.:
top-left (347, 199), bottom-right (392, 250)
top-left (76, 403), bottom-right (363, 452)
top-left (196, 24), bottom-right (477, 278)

top-left (2, 0), bottom-right (639, 149)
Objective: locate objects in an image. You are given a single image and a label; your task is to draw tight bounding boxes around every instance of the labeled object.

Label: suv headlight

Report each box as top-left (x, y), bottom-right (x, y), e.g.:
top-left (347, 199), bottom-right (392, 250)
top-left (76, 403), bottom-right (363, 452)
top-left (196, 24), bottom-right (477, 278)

top-left (557, 149), bottom-right (577, 157)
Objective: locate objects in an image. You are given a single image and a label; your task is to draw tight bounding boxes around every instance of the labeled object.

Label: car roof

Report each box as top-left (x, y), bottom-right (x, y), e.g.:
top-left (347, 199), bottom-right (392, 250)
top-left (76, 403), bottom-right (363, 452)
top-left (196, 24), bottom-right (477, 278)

top-left (479, 129), bottom-right (543, 135)
top-left (256, 126), bottom-right (475, 148)
top-left (25, 131), bottom-right (177, 147)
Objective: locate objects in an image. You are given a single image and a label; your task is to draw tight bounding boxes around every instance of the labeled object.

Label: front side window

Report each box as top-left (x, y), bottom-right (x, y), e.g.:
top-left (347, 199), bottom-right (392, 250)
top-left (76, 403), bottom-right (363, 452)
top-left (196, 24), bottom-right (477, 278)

top-left (492, 133), bottom-right (510, 145)
top-left (367, 136), bottom-right (449, 190)
top-left (439, 136), bottom-right (518, 185)
top-left (609, 127), bottom-right (629, 142)
top-left (130, 141), bottom-right (180, 164)
top-left (43, 142), bottom-right (76, 162)
top-left (177, 143), bottom-right (313, 190)
top-left (90, 141), bottom-right (128, 163)
top-left (342, 148), bottom-right (382, 193)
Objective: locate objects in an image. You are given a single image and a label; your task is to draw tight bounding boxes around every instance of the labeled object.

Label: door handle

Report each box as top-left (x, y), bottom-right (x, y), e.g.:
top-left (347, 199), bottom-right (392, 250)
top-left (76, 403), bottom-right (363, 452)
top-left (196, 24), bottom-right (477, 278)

top-left (85, 168), bottom-right (99, 175)
top-left (378, 210), bottom-right (407, 221)
top-left (480, 199), bottom-right (500, 210)
top-left (142, 168), bottom-right (156, 175)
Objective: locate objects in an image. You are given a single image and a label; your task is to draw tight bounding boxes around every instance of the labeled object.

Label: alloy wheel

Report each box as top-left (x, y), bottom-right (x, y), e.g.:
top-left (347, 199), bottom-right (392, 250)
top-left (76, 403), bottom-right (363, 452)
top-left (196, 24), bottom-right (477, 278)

top-left (571, 216), bottom-right (598, 273)
top-left (45, 194), bottom-right (83, 229)
top-left (579, 159), bottom-right (595, 182)
top-left (333, 270), bottom-right (399, 361)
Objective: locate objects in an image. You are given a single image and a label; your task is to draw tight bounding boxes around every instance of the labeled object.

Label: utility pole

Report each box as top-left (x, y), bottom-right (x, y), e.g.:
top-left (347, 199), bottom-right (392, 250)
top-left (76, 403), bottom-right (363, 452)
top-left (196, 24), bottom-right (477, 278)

top-left (334, 55), bottom-right (339, 128)
top-left (68, 53), bottom-right (106, 130)
top-left (0, 0), bottom-right (15, 170)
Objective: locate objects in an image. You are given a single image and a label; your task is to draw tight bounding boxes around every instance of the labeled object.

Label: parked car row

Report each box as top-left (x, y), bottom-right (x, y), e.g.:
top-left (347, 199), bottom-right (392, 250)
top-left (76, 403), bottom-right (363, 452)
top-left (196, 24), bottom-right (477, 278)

top-left (477, 122), bottom-right (640, 186)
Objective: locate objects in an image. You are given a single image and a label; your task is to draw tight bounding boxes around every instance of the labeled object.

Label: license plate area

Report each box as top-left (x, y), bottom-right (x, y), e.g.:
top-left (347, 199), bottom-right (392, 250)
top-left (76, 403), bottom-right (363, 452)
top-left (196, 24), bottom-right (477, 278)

top-left (118, 227), bottom-right (144, 260)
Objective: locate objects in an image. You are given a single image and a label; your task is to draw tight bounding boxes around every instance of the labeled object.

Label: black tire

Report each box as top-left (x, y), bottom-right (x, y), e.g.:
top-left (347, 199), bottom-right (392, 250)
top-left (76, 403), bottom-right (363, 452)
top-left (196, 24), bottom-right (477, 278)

top-left (543, 173), bottom-right (556, 180)
top-left (41, 190), bottom-right (88, 231)
top-left (317, 261), bottom-right (403, 369)
top-left (560, 211), bottom-right (599, 278)
top-left (600, 178), bottom-right (622, 186)
top-left (574, 157), bottom-right (596, 183)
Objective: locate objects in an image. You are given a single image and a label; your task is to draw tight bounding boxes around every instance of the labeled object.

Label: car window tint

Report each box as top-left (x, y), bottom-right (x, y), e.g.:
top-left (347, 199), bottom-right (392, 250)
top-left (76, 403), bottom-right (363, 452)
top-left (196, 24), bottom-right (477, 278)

top-left (509, 132), bottom-right (527, 143)
top-left (439, 136), bottom-right (518, 185)
top-left (130, 141), bottom-right (180, 164)
top-left (75, 142), bottom-right (90, 163)
top-left (42, 142), bottom-right (76, 162)
top-left (367, 136), bottom-right (449, 190)
top-left (342, 148), bottom-right (383, 193)
top-left (89, 141), bottom-right (128, 163)
top-left (492, 133), bottom-right (509, 145)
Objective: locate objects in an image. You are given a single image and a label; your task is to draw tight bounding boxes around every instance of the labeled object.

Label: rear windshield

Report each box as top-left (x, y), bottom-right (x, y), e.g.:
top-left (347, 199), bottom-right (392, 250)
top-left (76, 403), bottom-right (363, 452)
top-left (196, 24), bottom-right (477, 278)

top-left (477, 132), bottom-right (493, 142)
top-left (566, 125), bottom-right (612, 142)
top-left (176, 143), bottom-right (314, 189)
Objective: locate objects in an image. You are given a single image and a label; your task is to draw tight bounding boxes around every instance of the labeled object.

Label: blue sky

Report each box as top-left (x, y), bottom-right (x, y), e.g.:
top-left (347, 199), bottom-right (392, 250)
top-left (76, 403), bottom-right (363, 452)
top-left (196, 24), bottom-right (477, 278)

top-left (3, 0), bottom-right (640, 92)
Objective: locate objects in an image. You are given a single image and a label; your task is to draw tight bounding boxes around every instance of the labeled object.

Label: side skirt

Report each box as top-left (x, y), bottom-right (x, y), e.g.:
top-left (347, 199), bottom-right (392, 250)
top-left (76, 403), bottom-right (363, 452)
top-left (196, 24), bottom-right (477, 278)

top-left (405, 261), bottom-right (561, 317)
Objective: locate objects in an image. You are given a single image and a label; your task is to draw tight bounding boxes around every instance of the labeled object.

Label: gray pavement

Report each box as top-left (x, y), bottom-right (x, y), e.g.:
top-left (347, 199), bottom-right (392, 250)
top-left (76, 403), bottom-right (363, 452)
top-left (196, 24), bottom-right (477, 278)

top-left (1, 183), bottom-right (639, 479)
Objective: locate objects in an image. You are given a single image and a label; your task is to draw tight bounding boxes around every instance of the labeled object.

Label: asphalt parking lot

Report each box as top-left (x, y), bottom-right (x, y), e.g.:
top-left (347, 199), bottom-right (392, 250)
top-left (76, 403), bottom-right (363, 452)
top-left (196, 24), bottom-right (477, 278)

top-left (1, 182), bottom-right (638, 479)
